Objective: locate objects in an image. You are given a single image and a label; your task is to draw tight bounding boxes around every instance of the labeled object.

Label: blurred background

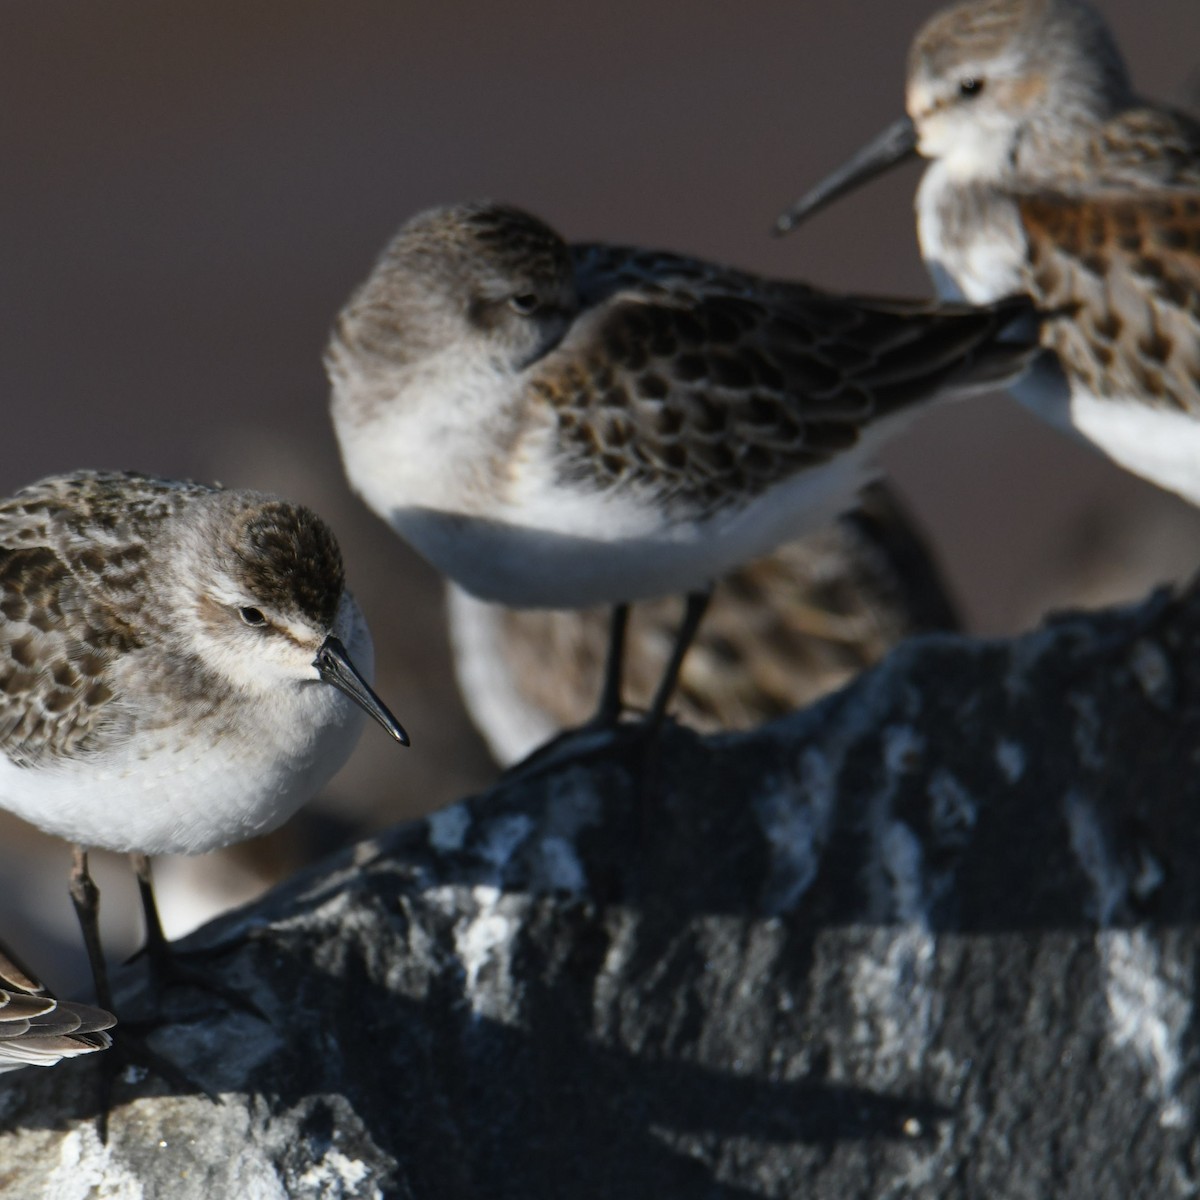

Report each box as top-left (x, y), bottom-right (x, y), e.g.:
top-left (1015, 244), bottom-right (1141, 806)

top-left (1, 0), bottom-right (1198, 993)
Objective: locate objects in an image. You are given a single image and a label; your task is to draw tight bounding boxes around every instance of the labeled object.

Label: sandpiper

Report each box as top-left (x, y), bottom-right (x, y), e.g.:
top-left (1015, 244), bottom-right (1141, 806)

top-left (0, 470), bottom-right (407, 1014)
top-left (328, 200), bottom-right (1034, 729)
top-left (776, 0), bottom-right (1200, 504)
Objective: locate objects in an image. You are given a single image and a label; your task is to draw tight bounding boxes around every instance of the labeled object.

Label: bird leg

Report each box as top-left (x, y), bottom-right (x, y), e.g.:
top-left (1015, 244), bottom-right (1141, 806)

top-left (593, 603), bottom-right (630, 726)
top-left (130, 852), bottom-right (167, 961)
top-left (645, 588), bottom-right (712, 730)
top-left (69, 847), bottom-right (214, 1142)
top-left (69, 845), bottom-right (113, 1013)
top-left (126, 852), bottom-right (265, 1021)
top-left (503, 603), bottom-right (634, 778)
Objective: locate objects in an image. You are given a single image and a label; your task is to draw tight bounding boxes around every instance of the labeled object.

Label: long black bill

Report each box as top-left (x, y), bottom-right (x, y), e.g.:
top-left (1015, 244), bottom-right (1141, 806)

top-left (774, 115), bottom-right (920, 236)
top-left (315, 635), bottom-right (410, 746)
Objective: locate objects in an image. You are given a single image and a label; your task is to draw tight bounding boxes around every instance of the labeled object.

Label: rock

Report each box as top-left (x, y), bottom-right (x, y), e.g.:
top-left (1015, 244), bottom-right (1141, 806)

top-left (1, 585), bottom-right (1198, 1198)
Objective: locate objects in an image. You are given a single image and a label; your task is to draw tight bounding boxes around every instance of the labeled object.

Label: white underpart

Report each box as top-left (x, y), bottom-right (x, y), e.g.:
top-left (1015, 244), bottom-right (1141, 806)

top-left (1064, 789), bottom-right (1125, 926)
top-left (916, 163), bottom-right (1027, 307)
top-left (339, 370), bottom-right (928, 607)
top-left (445, 585), bottom-right (556, 765)
top-left (918, 163), bottom-right (1200, 506)
top-left (1065, 394), bottom-right (1200, 506)
top-left (0, 596), bottom-right (373, 855)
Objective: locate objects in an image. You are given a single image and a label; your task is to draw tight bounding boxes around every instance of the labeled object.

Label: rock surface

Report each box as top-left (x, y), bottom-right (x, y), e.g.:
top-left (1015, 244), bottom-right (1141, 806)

top-left (1, 584), bottom-right (1199, 1199)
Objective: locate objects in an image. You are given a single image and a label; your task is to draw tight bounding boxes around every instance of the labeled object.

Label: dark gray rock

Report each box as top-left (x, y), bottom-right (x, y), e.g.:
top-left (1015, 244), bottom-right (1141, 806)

top-left (1, 585), bottom-right (1198, 1199)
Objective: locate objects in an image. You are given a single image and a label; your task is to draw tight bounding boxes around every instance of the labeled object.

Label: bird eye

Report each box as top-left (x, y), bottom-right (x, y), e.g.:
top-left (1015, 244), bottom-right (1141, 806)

top-left (958, 77), bottom-right (984, 99)
top-left (239, 606), bottom-right (268, 627)
top-left (508, 293), bottom-right (541, 316)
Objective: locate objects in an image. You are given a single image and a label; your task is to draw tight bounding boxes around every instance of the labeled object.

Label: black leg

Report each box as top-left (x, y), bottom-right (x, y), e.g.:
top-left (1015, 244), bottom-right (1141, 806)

top-left (69, 845), bottom-right (112, 1012)
top-left (594, 603), bottom-right (630, 726)
top-left (130, 852), bottom-right (168, 961)
top-left (126, 852), bottom-right (266, 1021)
top-left (66, 849), bottom-right (223, 1140)
top-left (645, 588), bottom-right (712, 729)
top-left (502, 603), bottom-right (634, 779)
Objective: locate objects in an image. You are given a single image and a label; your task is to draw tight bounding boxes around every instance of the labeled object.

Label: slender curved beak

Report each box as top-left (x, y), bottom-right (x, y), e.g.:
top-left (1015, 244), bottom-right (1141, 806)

top-left (314, 635), bottom-right (409, 746)
top-left (774, 115), bottom-right (919, 236)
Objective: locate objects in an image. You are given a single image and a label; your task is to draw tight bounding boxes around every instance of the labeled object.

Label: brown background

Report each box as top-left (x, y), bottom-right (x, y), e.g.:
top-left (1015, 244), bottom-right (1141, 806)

top-left (1, 1), bottom-right (1198, 989)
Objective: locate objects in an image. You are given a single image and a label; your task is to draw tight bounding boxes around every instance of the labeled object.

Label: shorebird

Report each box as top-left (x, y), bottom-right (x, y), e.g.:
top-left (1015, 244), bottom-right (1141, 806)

top-left (0, 470), bottom-right (407, 1016)
top-left (776, 0), bottom-right (1200, 505)
top-left (328, 200), bottom-right (1034, 733)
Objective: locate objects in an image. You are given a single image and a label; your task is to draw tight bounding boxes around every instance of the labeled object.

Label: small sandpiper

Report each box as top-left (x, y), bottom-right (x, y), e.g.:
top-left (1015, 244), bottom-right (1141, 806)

top-left (328, 200), bottom-right (1034, 734)
top-left (0, 470), bottom-right (407, 1017)
top-left (777, 0), bottom-right (1200, 505)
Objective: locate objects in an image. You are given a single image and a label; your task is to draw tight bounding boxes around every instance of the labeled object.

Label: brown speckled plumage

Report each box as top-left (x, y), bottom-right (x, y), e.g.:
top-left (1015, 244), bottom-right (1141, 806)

top-left (0, 471), bottom-right (346, 768)
top-left (477, 221), bottom-right (1034, 516)
top-left (542, 243), bottom-right (1026, 510)
top-left (234, 502), bottom-right (345, 631)
top-left (1021, 191), bottom-right (1200, 414)
top-left (776, 0), bottom-right (1200, 507)
top-left (907, 0), bottom-right (1200, 418)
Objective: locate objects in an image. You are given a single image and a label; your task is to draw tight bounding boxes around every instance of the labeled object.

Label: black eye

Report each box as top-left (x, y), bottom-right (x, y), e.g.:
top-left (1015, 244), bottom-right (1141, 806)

top-left (508, 293), bottom-right (541, 316)
top-left (959, 77), bottom-right (984, 99)
top-left (239, 606), bottom-right (268, 627)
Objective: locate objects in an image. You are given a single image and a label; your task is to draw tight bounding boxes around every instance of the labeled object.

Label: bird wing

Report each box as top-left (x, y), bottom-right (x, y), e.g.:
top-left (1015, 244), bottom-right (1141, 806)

top-left (535, 246), bottom-right (1037, 515)
top-left (1018, 190), bottom-right (1200, 416)
top-left (0, 474), bottom-right (173, 765)
top-left (0, 941), bottom-right (113, 1071)
top-left (1092, 107), bottom-right (1200, 189)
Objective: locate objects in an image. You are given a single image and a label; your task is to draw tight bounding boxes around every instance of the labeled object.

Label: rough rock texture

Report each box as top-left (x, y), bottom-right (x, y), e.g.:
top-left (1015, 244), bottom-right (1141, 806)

top-left (2, 585), bottom-right (1199, 1199)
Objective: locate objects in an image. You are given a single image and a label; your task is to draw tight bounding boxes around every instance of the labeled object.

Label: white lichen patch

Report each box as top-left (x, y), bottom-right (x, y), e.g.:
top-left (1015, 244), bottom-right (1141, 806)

top-left (528, 770), bottom-right (605, 891)
top-left (426, 803), bottom-right (471, 853)
top-left (847, 819), bottom-right (943, 1088)
top-left (880, 821), bottom-right (928, 925)
top-left (296, 1149), bottom-right (380, 1200)
top-left (40, 1099), bottom-right (293, 1200)
top-left (543, 768), bottom-right (604, 837)
top-left (994, 739), bottom-right (1026, 784)
top-left (1100, 930), bottom-right (1192, 1129)
top-left (451, 884), bottom-right (528, 1023)
top-left (44, 1124), bottom-right (151, 1200)
top-left (1131, 847), bottom-right (1166, 903)
top-left (849, 926), bottom-right (940, 1086)
top-left (591, 909), bottom-right (640, 1036)
top-left (1064, 790), bottom-right (1126, 926)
